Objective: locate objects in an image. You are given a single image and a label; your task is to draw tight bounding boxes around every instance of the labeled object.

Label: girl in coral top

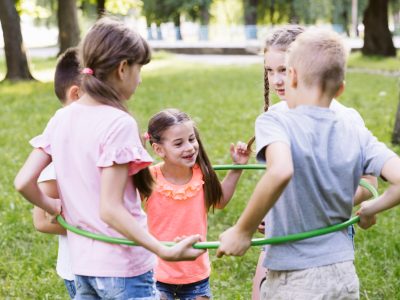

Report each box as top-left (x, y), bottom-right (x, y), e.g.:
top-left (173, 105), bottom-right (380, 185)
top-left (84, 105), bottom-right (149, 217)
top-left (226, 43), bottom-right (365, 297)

top-left (144, 108), bottom-right (250, 299)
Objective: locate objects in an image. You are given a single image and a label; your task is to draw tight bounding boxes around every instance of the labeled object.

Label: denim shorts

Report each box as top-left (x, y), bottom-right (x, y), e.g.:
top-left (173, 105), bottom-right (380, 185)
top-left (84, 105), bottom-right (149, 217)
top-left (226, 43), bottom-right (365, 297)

top-left (74, 270), bottom-right (159, 300)
top-left (156, 277), bottom-right (212, 300)
top-left (64, 279), bottom-right (76, 299)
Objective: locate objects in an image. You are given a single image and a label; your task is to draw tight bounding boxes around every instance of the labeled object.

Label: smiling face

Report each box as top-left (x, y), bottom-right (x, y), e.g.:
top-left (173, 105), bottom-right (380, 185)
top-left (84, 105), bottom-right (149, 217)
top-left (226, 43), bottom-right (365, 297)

top-left (264, 48), bottom-right (287, 101)
top-left (153, 121), bottom-right (199, 168)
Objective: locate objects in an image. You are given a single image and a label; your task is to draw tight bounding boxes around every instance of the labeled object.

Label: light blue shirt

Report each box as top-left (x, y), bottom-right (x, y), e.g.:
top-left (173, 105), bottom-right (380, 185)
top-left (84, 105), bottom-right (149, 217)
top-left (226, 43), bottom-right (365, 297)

top-left (256, 105), bottom-right (395, 270)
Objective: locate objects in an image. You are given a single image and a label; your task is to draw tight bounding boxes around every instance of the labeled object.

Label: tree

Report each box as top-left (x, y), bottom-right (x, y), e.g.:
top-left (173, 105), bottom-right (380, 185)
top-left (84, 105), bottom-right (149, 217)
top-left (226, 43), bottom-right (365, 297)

top-left (97, 0), bottom-right (106, 18)
top-left (392, 88), bottom-right (400, 145)
top-left (362, 0), bottom-right (396, 56)
top-left (0, 0), bottom-right (34, 81)
top-left (57, 0), bottom-right (80, 55)
top-left (243, 0), bottom-right (258, 39)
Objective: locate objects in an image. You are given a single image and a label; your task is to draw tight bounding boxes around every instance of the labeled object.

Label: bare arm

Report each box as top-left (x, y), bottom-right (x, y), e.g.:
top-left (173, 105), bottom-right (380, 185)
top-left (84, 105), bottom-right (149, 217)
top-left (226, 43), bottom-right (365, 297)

top-left (14, 149), bottom-right (61, 216)
top-left (357, 156), bottom-right (400, 229)
top-left (353, 175), bottom-right (378, 206)
top-left (32, 180), bottom-right (66, 235)
top-left (100, 163), bottom-right (205, 261)
top-left (216, 142), bottom-right (293, 257)
top-left (217, 142), bottom-right (251, 209)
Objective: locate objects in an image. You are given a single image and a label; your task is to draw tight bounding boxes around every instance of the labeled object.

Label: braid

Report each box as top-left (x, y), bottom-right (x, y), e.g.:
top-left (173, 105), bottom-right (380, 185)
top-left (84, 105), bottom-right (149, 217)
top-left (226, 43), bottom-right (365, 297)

top-left (263, 64), bottom-right (270, 112)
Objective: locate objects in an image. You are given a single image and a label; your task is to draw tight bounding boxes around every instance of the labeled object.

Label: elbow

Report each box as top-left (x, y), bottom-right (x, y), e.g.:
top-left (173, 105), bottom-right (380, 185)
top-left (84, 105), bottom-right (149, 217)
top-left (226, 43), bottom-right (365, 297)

top-left (100, 203), bottom-right (114, 226)
top-left (270, 165), bottom-right (293, 187)
top-left (14, 175), bottom-right (29, 194)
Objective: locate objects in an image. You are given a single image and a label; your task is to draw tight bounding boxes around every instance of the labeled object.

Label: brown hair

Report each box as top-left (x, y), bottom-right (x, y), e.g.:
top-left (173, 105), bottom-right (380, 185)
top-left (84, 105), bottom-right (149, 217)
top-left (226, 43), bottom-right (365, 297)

top-left (247, 25), bottom-right (305, 150)
top-left (54, 47), bottom-right (81, 103)
top-left (80, 17), bottom-right (153, 196)
top-left (287, 28), bottom-right (347, 98)
top-left (79, 17), bottom-right (151, 112)
top-left (147, 109), bottom-right (223, 211)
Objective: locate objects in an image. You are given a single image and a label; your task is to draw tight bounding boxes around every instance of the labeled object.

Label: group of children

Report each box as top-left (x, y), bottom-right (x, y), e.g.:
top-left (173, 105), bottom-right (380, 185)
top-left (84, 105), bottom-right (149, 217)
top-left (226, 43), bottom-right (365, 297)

top-left (14, 17), bottom-right (400, 300)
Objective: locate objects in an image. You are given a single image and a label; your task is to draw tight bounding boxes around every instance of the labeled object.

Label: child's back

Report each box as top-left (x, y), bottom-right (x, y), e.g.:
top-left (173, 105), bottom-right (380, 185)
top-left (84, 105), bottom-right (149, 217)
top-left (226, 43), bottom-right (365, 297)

top-left (36, 102), bottom-right (154, 275)
top-left (255, 105), bottom-right (390, 270)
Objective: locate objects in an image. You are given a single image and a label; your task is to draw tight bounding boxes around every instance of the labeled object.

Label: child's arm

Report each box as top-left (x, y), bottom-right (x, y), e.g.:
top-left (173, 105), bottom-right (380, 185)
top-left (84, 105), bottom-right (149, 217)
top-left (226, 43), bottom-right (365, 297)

top-left (100, 163), bottom-right (205, 261)
top-left (217, 142), bottom-right (251, 209)
top-left (216, 142), bottom-right (293, 257)
top-left (14, 149), bottom-right (61, 217)
top-left (32, 180), bottom-right (66, 235)
top-left (353, 175), bottom-right (378, 205)
top-left (357, 156), bottom-right (400, 229)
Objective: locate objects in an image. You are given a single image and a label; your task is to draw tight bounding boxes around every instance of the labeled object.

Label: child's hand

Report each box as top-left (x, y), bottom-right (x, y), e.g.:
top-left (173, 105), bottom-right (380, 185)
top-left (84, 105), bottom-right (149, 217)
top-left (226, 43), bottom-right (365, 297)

top-left (356, 200), bottom-right (377, 229)
top-left (257, 221), bottom-right (265, 234)
top-left (230, 142), bottom-right (251, 165)
top-left (46, 198), bottom-right (62, 223)
top-left (162, 234), bottom-right (205, 261)
top-left (216, 225), bottom-right (252, 258)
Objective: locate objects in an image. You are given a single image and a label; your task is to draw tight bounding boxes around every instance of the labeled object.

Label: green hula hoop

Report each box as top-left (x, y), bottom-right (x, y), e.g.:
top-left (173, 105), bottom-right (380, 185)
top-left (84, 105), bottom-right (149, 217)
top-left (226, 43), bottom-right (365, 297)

top-left (56, 164), bottom-right (379, 250)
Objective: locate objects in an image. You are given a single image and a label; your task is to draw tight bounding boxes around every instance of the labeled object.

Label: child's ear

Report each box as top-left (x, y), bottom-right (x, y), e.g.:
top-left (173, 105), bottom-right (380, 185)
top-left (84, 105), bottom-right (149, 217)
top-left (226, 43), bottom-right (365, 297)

top-left (334, 81), bottom-right (345, 98)
top-left (152, 143), bottom-right (165, 158)
top-left (116, 60), bottom-right (128, 80)
top-left (66, 85), bottom-right (80, 103)
top-left (288, 67), bottom-right (298, 88)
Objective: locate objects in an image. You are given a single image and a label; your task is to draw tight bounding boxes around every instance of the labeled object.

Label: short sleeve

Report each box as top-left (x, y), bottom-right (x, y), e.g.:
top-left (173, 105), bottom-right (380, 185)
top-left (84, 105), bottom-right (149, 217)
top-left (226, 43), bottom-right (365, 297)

top-left (29, 115), bottom-right (57, 155)
top-left (343, 108), bottom-right (365, 127)
top-left (96, 115), bottom-right (153, 175)
top-left (360, 128), bottom-right (397, 176)
top-left (255, 111), bottom-right (290, 163)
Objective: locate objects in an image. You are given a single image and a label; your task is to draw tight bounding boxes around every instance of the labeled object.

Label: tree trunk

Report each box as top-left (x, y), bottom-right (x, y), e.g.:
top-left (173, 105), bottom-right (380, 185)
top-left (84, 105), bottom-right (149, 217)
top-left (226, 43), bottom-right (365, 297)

top-left (392, 82), bottom-right (400, 145)
top-left (362, 0), bottom-right (396, 56)
top-left (58, 0), bottom-right (80, 56)
top-left (97, 0), bottom-right (106, 19)
top-left (173, 14), bottom-right (182, 41)
top-left (243, 0), bottom-right (258, 39)
top-left (0, 0), bottom-right (34, 81)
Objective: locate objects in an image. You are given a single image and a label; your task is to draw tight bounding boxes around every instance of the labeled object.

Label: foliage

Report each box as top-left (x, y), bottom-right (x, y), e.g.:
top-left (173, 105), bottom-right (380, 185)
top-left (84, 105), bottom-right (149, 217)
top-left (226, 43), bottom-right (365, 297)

top-left (1, 54), bottom-right (400, 299)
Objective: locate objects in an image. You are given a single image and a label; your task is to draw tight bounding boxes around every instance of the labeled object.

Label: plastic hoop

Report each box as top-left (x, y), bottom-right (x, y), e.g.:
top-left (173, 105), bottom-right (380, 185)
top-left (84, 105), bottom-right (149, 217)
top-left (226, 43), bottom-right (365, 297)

top-left (56, 164), bottom-right (378, 249)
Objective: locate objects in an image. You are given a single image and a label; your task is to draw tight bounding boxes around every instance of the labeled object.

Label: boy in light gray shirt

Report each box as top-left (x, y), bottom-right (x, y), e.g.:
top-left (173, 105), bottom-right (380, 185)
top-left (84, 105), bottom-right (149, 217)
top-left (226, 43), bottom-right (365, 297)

top-left (216, 28), bottom-right (400, 299)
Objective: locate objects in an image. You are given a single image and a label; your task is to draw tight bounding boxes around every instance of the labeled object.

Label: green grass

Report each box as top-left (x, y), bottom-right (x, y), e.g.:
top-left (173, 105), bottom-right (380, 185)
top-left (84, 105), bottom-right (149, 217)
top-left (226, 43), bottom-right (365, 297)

top-left (348, 51), bottom-right (400, 72)
top-left (1, 54), bottom-right (400, 299)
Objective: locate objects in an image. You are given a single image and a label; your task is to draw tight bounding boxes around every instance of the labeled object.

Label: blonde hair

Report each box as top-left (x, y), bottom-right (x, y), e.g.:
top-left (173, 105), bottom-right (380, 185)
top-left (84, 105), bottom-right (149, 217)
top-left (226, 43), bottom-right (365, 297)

top-left (287, 28), bottom-right (348, 98)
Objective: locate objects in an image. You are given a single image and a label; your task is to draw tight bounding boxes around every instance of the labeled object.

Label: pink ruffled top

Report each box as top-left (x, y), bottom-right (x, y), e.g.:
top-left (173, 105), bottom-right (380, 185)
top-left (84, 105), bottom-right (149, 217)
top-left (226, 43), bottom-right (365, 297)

top-left (30, 102), bottom-right (156, 277)
top-left (145, 163), bottom-right (210, 284)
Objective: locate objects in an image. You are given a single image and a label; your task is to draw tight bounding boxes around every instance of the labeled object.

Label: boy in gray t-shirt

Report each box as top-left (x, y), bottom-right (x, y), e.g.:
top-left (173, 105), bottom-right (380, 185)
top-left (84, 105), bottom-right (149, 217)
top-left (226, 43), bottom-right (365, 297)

top-left (217, 28), bottom-right (399, 299)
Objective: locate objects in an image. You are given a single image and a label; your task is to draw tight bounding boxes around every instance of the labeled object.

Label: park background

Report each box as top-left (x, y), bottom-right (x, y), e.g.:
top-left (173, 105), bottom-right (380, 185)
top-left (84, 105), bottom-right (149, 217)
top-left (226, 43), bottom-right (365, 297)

top-left (1, 0), bottom-right (400, 299)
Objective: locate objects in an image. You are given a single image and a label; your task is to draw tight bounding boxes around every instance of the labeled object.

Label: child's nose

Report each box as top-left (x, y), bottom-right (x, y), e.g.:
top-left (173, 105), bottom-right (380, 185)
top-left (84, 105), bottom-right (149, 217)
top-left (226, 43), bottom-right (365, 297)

top-left (273, 73), bottom-right (284, 85)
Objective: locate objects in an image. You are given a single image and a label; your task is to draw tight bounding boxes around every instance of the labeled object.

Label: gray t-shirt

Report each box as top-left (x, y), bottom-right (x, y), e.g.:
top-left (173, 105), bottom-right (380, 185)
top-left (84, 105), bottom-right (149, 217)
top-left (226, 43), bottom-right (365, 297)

top-left (255, 105), bottom-right (396, 270)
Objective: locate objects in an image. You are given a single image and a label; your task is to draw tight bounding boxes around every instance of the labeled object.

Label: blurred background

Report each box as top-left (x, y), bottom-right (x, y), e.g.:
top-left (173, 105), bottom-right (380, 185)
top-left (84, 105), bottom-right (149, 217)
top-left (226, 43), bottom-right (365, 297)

top-left (0, 0), bottom-right (400, 80)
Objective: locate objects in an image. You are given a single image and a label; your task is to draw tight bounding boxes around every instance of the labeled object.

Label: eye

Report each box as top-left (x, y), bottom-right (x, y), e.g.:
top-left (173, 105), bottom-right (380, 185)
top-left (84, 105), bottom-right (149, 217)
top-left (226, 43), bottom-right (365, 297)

top-left (189, 137), bottom-right (196, 143)
top-left (174, 142), bottom-right (182, 147)
top-left (266, 68), bottom-right (273, 74)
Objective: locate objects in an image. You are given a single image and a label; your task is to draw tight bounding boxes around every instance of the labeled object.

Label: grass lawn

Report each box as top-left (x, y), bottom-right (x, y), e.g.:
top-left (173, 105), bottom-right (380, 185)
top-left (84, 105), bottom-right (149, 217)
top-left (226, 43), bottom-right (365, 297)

top-left (1, 53), bottom-right (400, 299)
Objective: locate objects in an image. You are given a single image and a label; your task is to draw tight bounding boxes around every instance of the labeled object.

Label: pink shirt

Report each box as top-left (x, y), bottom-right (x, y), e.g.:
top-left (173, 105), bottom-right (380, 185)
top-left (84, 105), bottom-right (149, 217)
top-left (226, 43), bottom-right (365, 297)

top-left (30, 102), bottom-right (156, 277)
top-left (145, 163), bottom-right (210, 284)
